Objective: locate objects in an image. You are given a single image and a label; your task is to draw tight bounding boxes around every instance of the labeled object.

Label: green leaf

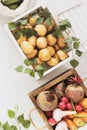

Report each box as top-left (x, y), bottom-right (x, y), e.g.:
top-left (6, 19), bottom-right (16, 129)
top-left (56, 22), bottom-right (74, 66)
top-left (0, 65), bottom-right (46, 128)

top-left (3, 122), bottom-right (10, 130)
top-left (21, 28), bottom-right (38, 38)
top-left (13, 31), bottom-right (22, 40)
top-left (8, 22), bottom-right (17, 31)
top-left (0, 121), bottom-right (2, 127)
top-left (35, 65), bottom-right (44, 71)
top-left (17, 114), bottom-right (24, 123)
top-left (15, 65), bottom-right (23, 72)
top-left (8, 110), bottom-right (15, 118)
top-left (17, 18), bottom-right (28, 25)
top-left (24, 59), bottom-right (37, 66)
top-left (62, 46), bottom-right (71, 52)
top-left (22, 120), bottom-right (30, 128)
top-left (70, 59), bottom-right (79, 68)
top-left (46, 18), bottom-right (52, 25)
top-left (72, 37), bottom-right (79, 42)
top-left (76, 50), bottom-right (82, 57)
top-left (53, 27), bottom-right (62, 37)
top-left (36, 17), bottom-right (44, 24)
top-left (37, 71), bottom-right (44, 79)
top-left (10, 126), bottom-right (17, 130)
top-left (24, 68), bottom-right (35, 77)
top-left (39, 8), bottom-right (51, 19)
top-left (59, 19), bottom-right (71, 30)
top-left (73, 41), bottom-right (80, 49)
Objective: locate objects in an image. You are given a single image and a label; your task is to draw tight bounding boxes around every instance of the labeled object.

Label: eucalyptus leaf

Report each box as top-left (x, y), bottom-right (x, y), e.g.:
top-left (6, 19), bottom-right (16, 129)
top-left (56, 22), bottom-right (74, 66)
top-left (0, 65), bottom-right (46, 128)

top-left (72, 37), bottom-right (79, 42)
top-left (8, 22), bottom-right (17, 31)
top-left (46, 18), bottom-right (52, 25)
top-left (37, 71), bottom-right (44, 79)
top-left (35, 65), bottom-right (44, 71)
top-left (17, 18), bottom-right (28, 25)
top-left (76, 50), bottom-right (82, 57)
top-left (70, 59), bottom-right (79, 68)
top-left (39, 8), bottom-right (51, 19)
top-left (8, 110), bottom-right (15, 118)
top-left (24, 59), bottom-right (37, 66)
top-left (21, 28), bottom-right (38, 38)
top-left (36, 17), bottom-right (44, 24)
top-left (73, 41), bottom-right (80, 49)
top-left (53, 27), bottom-right (62, 37)
top-left (17, 114), bottom-right (24, 123)
top-left (10, 126), bottom-right (17, 130)
top-left (3, 122), bottom-right (10, 130)
top-left (15, 65), bottom-right (23, 72)
top-left (59, 19), bottom-right (71, 30)
top-left (13, 31), bottom-right (22, 40)
top-left (0, 121), bottom-right (2, 127)
top-left (24, 68), bottom-right (35, 77)
top-left (22, 120), bottom-right (30, 128)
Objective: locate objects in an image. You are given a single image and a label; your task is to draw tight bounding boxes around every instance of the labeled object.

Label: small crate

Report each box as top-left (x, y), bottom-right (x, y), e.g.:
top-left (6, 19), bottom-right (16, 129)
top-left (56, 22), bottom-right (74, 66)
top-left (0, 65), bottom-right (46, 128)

top-left (28, 69), bottom-right (87, 130)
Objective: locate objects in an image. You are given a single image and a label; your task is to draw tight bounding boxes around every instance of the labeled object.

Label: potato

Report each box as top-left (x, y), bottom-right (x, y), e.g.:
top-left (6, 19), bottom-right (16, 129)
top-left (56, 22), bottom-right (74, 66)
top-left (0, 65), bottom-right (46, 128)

top-left (26, 49), bottom-right (38, 59)
top-left (47, 46), bottom-right (55, 56)
top-left (57, 50), bottom-right (68, 61)
top-left (35, 24), bottom-right (47, 36)
top-left (57, 36), bottom-right (66, 48)
top-left (54, 44), bottom-right (60, 51)
top-left (37, 91), bottom-right (58, 111)
top-left (21, 41), bottom-right (34, 54)
top-left (47, 57), bottom-right (58, 66)
top-left (28, 36), bottom-right (37, 47)
top-left (65, 84), bottom-right (84, 102)
top-left (47, 34), bottom-right (57, 46)
top-left (29, 17), bottom-right (36, 26)
top-left (39, 48), bottom-right (51, 61)
top-left (17, 35), bottom-right (27, 45)
top-left (54, 53), bottom-right (60, 61)
top-left (36, 37), bottom-right (47, 49)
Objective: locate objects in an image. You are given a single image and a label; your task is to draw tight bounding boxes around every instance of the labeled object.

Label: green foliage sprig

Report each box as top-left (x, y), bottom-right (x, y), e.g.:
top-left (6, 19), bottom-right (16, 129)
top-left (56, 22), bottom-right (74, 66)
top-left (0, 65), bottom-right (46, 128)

top-left (0, 106), bottom-right (31, 130)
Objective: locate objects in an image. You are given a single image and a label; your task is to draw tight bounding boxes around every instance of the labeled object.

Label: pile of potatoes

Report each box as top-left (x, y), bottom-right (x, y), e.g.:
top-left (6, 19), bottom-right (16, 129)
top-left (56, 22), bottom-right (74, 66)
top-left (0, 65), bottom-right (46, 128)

top-left (17, 15), bottom-right (68, 67)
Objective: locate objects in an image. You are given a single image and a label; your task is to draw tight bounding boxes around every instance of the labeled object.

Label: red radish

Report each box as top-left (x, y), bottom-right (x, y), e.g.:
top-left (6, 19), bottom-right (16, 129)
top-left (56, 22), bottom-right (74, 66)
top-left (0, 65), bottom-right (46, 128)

top-left (55, 120), bottom-right (68, 130)
top-left (58, 102), bottom-right (66, 110)
top-left (48, 117), bottom-right (57, 126)
top-left (53, 108), bottom-right (76, 122)
top-left (61, 97), bottom-right (68, 104)
top-left (45, 111), bottom-right (52, 118)
top-left (75, 104), bottom-right (83, 112)
top-left (66, 103), bottom-right (73, 110)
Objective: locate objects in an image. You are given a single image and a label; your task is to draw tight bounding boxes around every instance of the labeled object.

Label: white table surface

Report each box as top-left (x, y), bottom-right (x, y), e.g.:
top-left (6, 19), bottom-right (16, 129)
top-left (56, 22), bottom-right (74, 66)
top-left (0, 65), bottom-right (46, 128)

top-left (0, 0), bottom-right (87, 130)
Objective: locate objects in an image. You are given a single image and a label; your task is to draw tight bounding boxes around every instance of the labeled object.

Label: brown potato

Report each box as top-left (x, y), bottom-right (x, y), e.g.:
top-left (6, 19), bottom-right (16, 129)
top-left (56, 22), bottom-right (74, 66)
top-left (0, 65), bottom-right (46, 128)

top-left (21, 41), bottom-right (34, 55)
top-left (36, 37), bottom-right (47, 49)
top-left (57, 50), bottom-right (68, 61)
top-left (54, 44), bottom-right (60, 51)
top-left (54, 53), bottom-right (60, 61)
top-left (26, 49), bottom-right (38, 59)
top-left (47, 34), bottom-right (57, 46)
top-left (47, 46), bottom-right (55, 56)
top-left (17, 35), bottom-right (27, 46)
top-left (47, 57), bottom-right (58, 66)
top-left (57, 36), bottom-right (66, 48)
top-left (39, 48), bottom-right (51, 61)
top-left (29, 17), bottom-right (36, 26)
top-left (35, 24), bottom-right (47, 36)
top-left (28, 36), bottom-right (37, 47)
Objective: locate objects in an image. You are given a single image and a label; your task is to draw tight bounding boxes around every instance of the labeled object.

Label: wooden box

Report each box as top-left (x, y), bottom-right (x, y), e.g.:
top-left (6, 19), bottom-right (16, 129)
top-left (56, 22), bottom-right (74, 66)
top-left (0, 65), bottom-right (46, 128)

top-left (28, 69), bottom-right (87, 130)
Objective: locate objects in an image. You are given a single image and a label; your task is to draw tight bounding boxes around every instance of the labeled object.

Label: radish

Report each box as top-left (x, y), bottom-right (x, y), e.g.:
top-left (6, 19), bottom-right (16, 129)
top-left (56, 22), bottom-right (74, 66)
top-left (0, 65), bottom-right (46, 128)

top-left (75, 104), bottom-right (83, 112)
top-left (58, 102), bottom-right (66, 110)
top-left (48, 117), bottom-right (57, 126)
top-left (61, 97), bottom-right (68, 104)
top-left (55, 120), bottom-right (68, 130)
top-left (53, 108), bottom-right (76, 122)
top-left (66, 103), bottom-right (73, 110)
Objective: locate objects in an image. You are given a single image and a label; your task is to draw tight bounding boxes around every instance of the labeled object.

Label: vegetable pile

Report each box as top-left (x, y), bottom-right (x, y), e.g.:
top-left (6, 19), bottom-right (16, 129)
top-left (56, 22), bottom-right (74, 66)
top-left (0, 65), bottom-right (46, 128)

top-left (36, 74), bottom-right (87, 130)
top-left (8, 7), bottom-right (73, 78)
top-left (1, 0), bottom-right (23, 10)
